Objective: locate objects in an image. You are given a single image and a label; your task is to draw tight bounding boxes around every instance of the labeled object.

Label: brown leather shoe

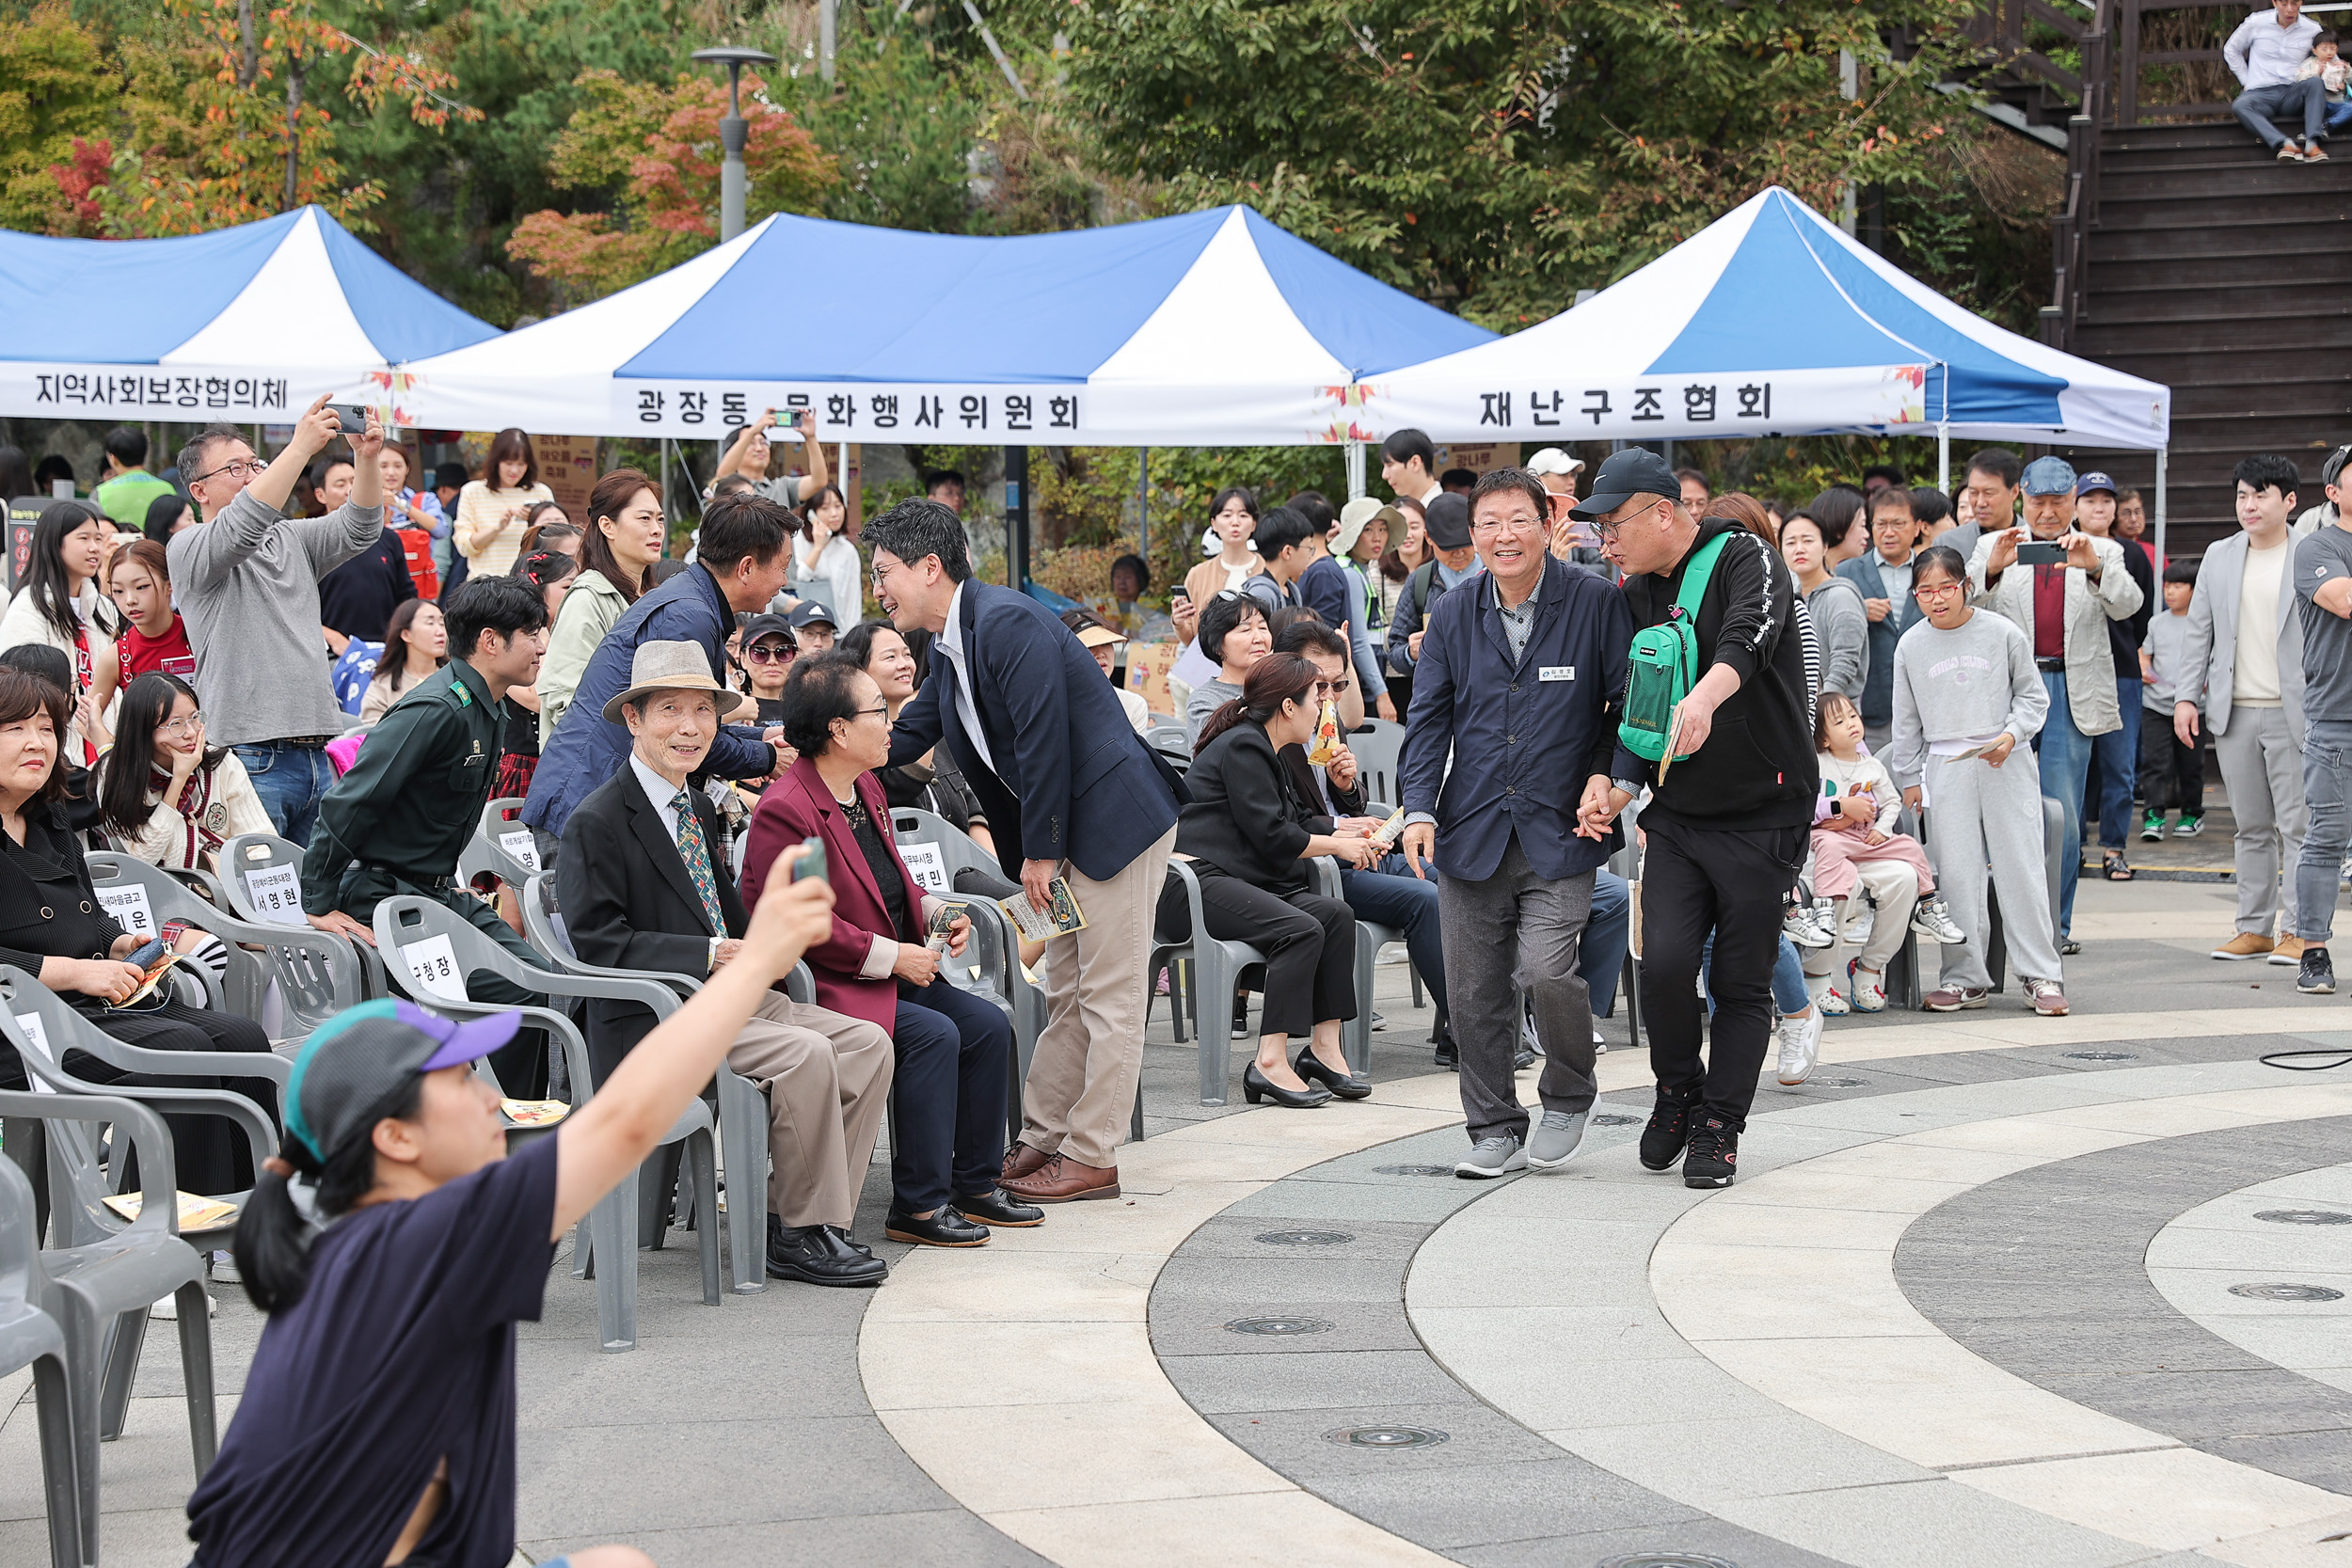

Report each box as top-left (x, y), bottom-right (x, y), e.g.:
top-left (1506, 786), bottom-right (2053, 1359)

top-left (1002, 1143), bottom-right (1053, 1183)
top-left (1000, 1153), bottom-right (1120, 1203)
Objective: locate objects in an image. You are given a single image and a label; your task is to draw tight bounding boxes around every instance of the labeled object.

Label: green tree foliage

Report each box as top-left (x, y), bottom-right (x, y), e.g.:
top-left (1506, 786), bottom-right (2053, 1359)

top-left (0, 4), bottom-right (115, 232)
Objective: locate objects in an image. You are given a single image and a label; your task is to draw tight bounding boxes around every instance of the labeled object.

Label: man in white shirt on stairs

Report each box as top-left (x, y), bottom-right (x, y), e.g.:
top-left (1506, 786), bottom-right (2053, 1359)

top-left (2228, 0), bottom-right (2329, 161)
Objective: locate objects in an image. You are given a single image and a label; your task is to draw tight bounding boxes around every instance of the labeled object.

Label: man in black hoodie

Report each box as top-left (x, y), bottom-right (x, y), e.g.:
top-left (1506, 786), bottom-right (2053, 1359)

top-left (1574, 451), bottom-right (1818, 1188)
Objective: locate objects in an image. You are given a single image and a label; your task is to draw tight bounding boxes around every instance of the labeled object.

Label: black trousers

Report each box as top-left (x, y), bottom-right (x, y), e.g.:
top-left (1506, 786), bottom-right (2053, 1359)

top-left (1638, 818), bottom-right (1805, 1127)
top-left (2137, 707), bottom-right (2204, 816)
top-left (1164, 870), bottom-right (1357, 1039)
top-left (79, 1001), bottom-right (277, 1197)
top-left (891, 977), bottom-right (1014, 1212)
top-left (342, 866), bottom-right (551, 1099)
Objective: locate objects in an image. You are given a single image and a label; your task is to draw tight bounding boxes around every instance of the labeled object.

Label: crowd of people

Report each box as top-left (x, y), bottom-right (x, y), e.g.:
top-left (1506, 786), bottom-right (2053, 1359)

top-left (8, 397), bottom-right (2352, 1568)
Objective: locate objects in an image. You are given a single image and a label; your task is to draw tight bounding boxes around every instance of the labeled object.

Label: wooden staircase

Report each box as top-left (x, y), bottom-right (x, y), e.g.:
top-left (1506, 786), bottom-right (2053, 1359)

top-left (2052, 119), bottom-right (2352, 556)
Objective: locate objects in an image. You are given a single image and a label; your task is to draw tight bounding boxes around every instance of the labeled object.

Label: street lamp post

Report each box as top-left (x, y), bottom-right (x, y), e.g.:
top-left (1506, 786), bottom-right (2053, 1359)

top-left (691, 45), bottom-right (779, 243)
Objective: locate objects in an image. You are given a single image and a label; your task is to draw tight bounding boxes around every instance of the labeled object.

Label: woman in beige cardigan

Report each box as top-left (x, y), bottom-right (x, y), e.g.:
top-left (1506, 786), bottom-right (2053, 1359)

top-left (1173, 485), bottom-right (1266, 645)
top-left (453, 429), bottom-right (554, 580)
top-left (537, 467), bottom-right (667, 744)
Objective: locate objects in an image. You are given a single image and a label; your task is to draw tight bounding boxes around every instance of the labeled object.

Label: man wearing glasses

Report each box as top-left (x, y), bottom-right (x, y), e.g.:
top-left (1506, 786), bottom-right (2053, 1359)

top-left (1571, 450), bottom-right (1817, 1189)
top-left (1398, 467), bottom-right (1632, 1180)
top-left (168, 396), bottom-right (388, 844)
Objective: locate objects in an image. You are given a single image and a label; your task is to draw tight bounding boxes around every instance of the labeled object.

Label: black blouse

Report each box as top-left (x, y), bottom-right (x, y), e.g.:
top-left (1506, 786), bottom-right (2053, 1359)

top-left (1173, 722), bottom-right (1328, 895)
top-left (0, 801), bottom-right (126, 974)
top-left (841, 792), bottom-right (914, 943)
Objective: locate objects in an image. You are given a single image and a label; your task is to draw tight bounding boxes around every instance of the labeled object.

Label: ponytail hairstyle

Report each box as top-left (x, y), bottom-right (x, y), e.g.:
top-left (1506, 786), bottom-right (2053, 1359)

top-left (233, 1073), bottom-right (421, 1312)
top-left (98, 673), bottom-right (227, 838)
top-left (1196, 652), bottom-right (1317, 754)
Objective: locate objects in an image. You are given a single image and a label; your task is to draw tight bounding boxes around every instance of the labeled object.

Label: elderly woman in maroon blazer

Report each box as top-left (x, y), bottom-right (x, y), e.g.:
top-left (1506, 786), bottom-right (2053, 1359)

top-left (742, 651), bottom-right (1039, 1244)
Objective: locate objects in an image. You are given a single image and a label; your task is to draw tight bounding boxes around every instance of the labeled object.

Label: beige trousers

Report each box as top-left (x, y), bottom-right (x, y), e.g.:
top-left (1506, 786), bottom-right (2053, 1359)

top-left (725, 991), bottom-right (894, 1227)
top-left (1020, 825), bottom-right (1178, 1170)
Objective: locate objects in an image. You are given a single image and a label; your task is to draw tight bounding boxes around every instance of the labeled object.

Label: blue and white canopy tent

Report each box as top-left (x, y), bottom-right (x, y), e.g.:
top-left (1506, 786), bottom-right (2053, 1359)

top-left (389, 205), bottom-right (1495, 446)
top-left (1358, 185), bottom-right (2173, 534)
top-left (0, 206), bottom-right (498, 426)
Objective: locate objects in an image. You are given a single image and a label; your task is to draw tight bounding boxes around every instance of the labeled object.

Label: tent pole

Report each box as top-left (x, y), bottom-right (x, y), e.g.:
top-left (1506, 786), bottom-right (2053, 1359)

top-left (2154, 446), bottom-right (2169, 567)
top-left (1138, 448), bottom-right (1150, 562)
top-left (1937, 422), bottom-right (1949, 494)
top-left (1345, 440), bottom-right (1366, 501)
top-left (660, 438), bottom-right (670, 520)
top-left (1005, 444), bottom-right (1029, 593)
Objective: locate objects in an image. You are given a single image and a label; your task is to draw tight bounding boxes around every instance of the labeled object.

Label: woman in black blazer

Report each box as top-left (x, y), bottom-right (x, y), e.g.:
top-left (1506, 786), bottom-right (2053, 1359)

top-left (1163, 654), bottom-right (1377, 1108)
top-left (0, 668), bottom-right (275, 1210)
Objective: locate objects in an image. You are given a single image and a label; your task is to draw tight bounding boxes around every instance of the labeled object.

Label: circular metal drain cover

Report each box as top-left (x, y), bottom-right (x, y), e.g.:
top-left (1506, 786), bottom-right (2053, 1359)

top-left (1256, 1229), bottom-right (1353, 1246)
top-left (1326, 1424), bottom-right (1449, 1449)
top-left (2063, 1050), bottom-right (2138, 1061)
top-left (2228, 1283), bottom-right (2346, 1302)
top-left (1226, 1316), bottom-right (1333, 1336)
top-left (1374, 1163), bottom-right (1455, 1177)
top-left (1592, 1113), bottom-right (1641, 1126)
top-left (1597, 1555), bottom-right (1741, 1568)
top-left (1813, 1077), bottom-right (1868, 1087)
top-left (2257, 1210), bottom-right (2352, 1226)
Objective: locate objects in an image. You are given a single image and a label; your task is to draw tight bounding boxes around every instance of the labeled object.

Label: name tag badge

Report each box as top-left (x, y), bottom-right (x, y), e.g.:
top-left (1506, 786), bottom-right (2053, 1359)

top-left (1539, 665), bottom-right (1576, 683)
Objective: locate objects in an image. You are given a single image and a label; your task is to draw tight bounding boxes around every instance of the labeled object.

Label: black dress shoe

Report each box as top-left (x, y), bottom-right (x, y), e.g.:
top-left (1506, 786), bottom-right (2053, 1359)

top-left (1243, 1061), bottom-right (1331, 1107)
top-left (828, 1224), bottom-right (877, 1260)
top-left (1433, 1018), bottom-right (1457, 1071)
top-left (953, 1187), bottom-right (1046, 1227)
top-left (1294, 1051), bottom-right (1372, 1100)
top-left (885, 1207), bottom-right (992, 1247)
top-left (766, 1218), bottom-right (888, 1287)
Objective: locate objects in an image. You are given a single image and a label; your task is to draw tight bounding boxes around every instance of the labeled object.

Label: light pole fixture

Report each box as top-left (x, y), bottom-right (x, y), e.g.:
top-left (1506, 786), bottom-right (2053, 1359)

top-left (691, 45), bottom-right (779, 242)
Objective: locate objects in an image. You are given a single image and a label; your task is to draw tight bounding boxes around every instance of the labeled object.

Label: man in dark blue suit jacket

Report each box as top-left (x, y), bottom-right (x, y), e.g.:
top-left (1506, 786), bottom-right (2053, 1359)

top-left (1834, 489), bottom-right (1929, 760)
top-left (524, 495), bottom-right (796, 839)
top-left (1399, 469), bottom-right (1631, 1180)
top-left (865, 499), bottom-right (1183, 1206)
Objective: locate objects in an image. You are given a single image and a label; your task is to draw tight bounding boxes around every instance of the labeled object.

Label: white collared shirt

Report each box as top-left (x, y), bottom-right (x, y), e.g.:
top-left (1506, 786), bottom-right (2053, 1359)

top-left (930, 580), bottom-right (997, 775)
top-left (630, 753), bottom-right (690, 844)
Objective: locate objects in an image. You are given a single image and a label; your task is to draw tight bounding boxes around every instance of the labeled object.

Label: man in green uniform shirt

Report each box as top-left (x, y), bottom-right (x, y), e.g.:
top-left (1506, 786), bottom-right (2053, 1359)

top-left (300, 574), bottom-right (553, 1091)
top-left (92, 426), bottom-right (176, 530)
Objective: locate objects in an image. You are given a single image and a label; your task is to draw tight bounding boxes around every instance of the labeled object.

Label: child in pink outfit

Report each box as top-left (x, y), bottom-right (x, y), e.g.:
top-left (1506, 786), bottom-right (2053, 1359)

top-left (1805, 691), bottom-right (1960, 1011)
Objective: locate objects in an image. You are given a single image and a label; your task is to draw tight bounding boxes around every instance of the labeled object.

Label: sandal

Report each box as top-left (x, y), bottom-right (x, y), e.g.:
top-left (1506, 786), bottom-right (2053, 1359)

top-left (2104, 849), bottom-right (2133, 881)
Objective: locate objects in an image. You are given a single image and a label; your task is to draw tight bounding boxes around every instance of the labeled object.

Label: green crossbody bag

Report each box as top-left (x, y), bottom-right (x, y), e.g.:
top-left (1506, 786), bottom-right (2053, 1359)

top-left (1617, 532), bottom-right (1730, 765)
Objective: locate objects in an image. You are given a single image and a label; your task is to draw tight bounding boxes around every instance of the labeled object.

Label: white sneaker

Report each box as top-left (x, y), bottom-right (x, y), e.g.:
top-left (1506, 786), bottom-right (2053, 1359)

top-left (1783, 904), bottom-right (1834, 949)
top-left (1842, 909), bottom-right (1873, 944)
top-left (1777, 1009), bottom-right (1823, 1085)
top-left (210, 1250), bottom-right (241, 1285)
top-left (1911, 895), bottom-right (1964, 944)
top-left (151, 1291), bottom-right (216, 1322)
top-left (1593, 1029), bottom-right (1607, 1054)
top-left (1848, 962), bottom-right (1887, 1013)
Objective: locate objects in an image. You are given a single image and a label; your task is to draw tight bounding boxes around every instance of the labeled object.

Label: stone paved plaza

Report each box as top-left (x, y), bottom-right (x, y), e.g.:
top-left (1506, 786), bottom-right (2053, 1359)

top-left (11, 871), bottom-right (2352, 1568)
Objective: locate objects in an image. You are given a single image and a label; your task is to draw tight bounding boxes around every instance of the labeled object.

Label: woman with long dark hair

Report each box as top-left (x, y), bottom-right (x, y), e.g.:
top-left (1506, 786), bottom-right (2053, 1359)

top-left (1377, 495), bottom-right (1429, 721)
top-left (142, 491), bottom-right (190, 545)
top-left (791, 482), bottom-right (861, 620)
top-left (453, 430), bottom-right (553, 580)
top-left (1174, 485), bottom-right (1265, 645)
top-left (98, 673), bottom-right (270, 871)
top-left (493, 549), bottom-right (579, 800)
top-left (0, 499), bottom-right (122, 758)
top-left (1168, 655), bottom-right (1375, 1107)
top-left (359, 598), bottom-right (447, 723)
top-left (540, 467), bottom-right (664, 743)
top-left (839, 618), bottom-right (993, 854)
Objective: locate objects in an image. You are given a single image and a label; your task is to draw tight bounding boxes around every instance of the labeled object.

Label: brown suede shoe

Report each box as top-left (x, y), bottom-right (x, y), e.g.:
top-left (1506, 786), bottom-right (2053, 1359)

top-left (1002, 1143), bottom-right (1053, 1183)
top-left (1000, 1153), bottom-right (1120, 1203)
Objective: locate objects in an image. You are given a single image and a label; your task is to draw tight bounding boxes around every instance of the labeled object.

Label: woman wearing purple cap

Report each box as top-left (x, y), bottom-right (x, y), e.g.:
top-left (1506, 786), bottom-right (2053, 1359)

top-left (185, 850), bottom-right (841, 1568)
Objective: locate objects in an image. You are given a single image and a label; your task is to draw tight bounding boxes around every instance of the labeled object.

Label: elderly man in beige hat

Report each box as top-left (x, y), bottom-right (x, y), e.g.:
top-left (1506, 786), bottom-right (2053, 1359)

top-left (556, 641), bottom-right (898, 1288)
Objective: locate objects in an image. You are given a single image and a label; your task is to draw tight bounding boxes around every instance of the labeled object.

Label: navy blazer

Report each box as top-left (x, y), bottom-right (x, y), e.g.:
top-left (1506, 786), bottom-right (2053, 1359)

top-left (1835, 554), bottom-right (1926, 727)
top-left (1399, 555), bottom-right (1631, 881)
top-left (887, 581), bottom-right (1184, 882)
top-left (524, 563), bottom-right (776, 836)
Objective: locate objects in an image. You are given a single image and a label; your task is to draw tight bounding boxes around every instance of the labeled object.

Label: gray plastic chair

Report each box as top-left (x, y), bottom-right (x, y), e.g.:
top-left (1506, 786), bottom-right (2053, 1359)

top-left (516, 872), bottom-right (810, 1298)
top-left (1143, 717), bottom-right (1190, 766)
top-left (0, 1085), bottom-right (215, 1566)
top-left (456, 798), bottom-right (542, 892)
top-left (371, 896), bottom-right (719, 1350)
top-left (218, 832), bottom-right (390, 1010)
top-left (1309, 856), bottom-right (1389, 1083)
top-left (0, 1144), bottom-right (80, 1568)
top-left (1343, 718), bottom-right (1407, 807)
top-left (1144, 859), bottom-right (1266, 1106)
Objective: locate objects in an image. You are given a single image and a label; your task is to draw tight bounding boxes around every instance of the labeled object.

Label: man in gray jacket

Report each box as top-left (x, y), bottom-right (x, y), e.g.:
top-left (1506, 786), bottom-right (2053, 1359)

top-left (169, 397), bottom-right (386, 846)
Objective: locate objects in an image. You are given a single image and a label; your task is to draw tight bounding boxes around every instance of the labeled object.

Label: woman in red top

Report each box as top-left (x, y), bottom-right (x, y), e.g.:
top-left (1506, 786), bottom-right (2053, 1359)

top-left (108, 538), bottom-right (195, 687)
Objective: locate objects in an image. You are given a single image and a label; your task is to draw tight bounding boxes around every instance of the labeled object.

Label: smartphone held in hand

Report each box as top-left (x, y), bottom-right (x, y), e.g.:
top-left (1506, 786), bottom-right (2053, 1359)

top-left (790, 836), bottom-right (828, 887)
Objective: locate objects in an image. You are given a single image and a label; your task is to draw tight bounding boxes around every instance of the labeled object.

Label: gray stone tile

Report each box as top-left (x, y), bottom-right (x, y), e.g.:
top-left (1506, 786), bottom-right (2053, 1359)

top-left (1149, 1252), bottom-right (1408, 1308)
top-left (1447, 1513), bottom-right (1851, 1568)
top-left (1555, 1410), bottom-right (1939, 1502)
top-left (1719, 1476), bottom-right (2158, 1568)
top-left (1214, 1177), bottom-right (1494, 1225)
top-left (1205, 1401), bottom-right (1564, 1481)
top-left (1166, 1212), bottom-right (1436, 1261)
top-left (1931, 1315), bottom-right (2276, 1375)
top-left (521, 1508), bottom-right (1052, 1568)
top-left (2037, 1367), bottom-right (2352, 1440)
top-left (1161, 1349), bottom-right (1478, 1414)
top-left (1302, 1456), bottom-right (1692, 1547)
top-left (2204, 1429), bottom-right (2352, 1493)
top-left (1148, 1299), bottom-right (1423, 1358)
top-left (516, 1331), bottom-right (873, 1425)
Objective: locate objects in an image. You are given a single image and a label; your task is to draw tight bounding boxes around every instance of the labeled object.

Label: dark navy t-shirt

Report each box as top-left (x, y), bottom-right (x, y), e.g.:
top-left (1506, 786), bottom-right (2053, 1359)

top-left (186, 1132), bottom-right (560, 1568)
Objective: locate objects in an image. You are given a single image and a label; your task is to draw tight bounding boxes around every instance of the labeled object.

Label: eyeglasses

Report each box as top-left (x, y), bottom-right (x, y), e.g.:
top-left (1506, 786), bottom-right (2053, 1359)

top-left (743, 642), bottom-right (796, 664)
top-left (156, 712), bottom-right (204, 738)
top-left (840, 705), bottom-right (890, 724)
top-left (1913, 581), bottom-right (1964, 601)
top-left (190, 459), bottom-right (264, 485)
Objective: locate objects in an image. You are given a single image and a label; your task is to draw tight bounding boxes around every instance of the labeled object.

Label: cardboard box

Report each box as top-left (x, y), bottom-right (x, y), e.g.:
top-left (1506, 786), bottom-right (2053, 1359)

top-left (533, 435), bottom-right (600, 517)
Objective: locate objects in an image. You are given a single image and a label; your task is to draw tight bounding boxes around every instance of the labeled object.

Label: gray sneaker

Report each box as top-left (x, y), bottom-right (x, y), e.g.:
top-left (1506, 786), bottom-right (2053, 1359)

top-left (1454, 1134), bottom-right (1528, 1180)
top-left (1527, 1110), bottom-right (1588, 1170)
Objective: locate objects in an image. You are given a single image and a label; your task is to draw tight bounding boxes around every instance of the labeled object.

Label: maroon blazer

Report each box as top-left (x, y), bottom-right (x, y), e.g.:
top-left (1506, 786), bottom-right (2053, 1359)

top-left (742, 756), bottom-right (926, 1034)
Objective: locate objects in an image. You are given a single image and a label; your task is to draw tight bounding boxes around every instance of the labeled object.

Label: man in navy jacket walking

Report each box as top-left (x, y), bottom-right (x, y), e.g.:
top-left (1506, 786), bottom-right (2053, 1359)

top-left (866, 499), bottom-right (1184, 1205)
top-left (1400, 468), bottom-right (1632, 1179)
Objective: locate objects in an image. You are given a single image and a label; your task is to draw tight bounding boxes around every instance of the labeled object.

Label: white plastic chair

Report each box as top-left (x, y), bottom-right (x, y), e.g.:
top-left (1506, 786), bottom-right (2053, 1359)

top-left (218, 832), bottom-right (391, 1009)
top-left (1344, 718), bottom-right (1408, 806)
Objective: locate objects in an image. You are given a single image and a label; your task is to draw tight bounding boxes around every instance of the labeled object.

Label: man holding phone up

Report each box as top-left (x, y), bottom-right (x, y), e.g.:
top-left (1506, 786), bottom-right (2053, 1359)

top-left (1967, 457), bottom-right (2144, 952)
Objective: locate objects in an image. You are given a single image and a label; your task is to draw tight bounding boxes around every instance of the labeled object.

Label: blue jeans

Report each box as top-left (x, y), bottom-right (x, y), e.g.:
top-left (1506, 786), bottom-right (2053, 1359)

top-left (1343, 855), bottom-right (1449, 1020)
top-left (2033, 672), bottom-right (2092, 938)
top-left (1585, 868), bottom-right (1630, 1017)
top-left (1704, 932), bottom-right (1809, 1016)
top-left (2088, 676), bottom-right (2141, 851)
top-left (2234, 76), bottom-right (2328, 149)
top-left (2332, 99), bottom-right (2352, 133)
top-left (2296, 718), bottom-right (2352, 944)
top-left (233, 740), bottom-right (336, 847)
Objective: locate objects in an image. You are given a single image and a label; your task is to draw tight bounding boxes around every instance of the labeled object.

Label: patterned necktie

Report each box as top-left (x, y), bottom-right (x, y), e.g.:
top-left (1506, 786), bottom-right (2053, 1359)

top-left (670, 789), bottom-right (727, 935)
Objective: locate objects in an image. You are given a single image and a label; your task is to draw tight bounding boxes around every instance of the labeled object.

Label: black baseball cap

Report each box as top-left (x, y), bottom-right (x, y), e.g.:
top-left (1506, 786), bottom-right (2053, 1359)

top-left (1422, 492), bottom-right (1473, 550)
top-left (788, 603), bottom-right (837, 632)
top-left (1569, 449), bottom-right (1680, 522)
top-left (739, 612), bottom-right (798, 650)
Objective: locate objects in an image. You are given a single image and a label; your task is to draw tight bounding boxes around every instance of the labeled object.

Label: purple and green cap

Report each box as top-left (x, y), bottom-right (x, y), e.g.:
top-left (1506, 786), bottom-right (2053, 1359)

top-left (284, 999), bottom-right (519, 1162)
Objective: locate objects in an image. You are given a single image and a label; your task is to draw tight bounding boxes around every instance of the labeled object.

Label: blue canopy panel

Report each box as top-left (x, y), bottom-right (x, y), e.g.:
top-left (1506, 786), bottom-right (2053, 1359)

top-left (1237, 209), bottom-right (1494, 378)
top-left (620, 209), bottom-right (1229, 384)
top-left (1647, 189), bottom-right (2065, 429)
top-left (0, 212), bottom-right (302, 363)
top-left (312, 214), bottom-right (503, 361)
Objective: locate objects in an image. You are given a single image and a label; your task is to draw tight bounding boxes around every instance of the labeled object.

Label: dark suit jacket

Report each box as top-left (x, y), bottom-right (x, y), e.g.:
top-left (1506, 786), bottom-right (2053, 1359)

top-left (740, 757), bottom-right (920, 1034)
top-left (555, 768), bottom-right (746, 1080)
top-left (1173, 722), bottom-right (1325, 895)
top-left (886, 581), bottom-right (1184, 881)
top-left (1835, 553), bottom-right (1928, 726)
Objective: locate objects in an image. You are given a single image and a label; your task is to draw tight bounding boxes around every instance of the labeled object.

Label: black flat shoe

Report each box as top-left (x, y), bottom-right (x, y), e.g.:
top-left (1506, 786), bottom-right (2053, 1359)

top-left (885, 1208), bottom-right (992, 1247)
top-left (953, 1187), bottom-right (1045, 1227)
top-left (1244, 1061), bottom-right (1331, 1107)
top-left (766, 1220), bottom-right (888, 1287)
top-left (1294, 1051), bottom-right (1372, 1100)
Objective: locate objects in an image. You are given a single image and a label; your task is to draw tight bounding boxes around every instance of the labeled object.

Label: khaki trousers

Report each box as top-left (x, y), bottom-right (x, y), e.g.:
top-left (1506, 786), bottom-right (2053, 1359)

top-left (725, 991), bottom-right (894, 1228)
top-left (1020, 825), bottom-right (1177, 1170)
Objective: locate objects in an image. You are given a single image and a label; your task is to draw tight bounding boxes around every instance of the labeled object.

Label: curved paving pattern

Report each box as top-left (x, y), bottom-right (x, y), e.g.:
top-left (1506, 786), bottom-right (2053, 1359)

top-left (2148, 1163), bottom-right (2352, 1402)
